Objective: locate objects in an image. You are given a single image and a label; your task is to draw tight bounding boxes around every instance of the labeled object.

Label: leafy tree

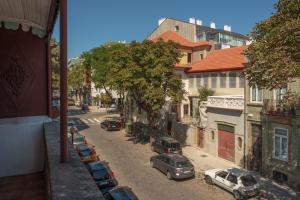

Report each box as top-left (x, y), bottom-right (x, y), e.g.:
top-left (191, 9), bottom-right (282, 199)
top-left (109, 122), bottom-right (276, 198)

top-left (243, 0), bottom-right (300, 89)
top-left (198, 86), bottom-right (215, 103)
top-left (50, 39), bottom-right (60, 97)
top-left (109, 39), bottom-right (185, 134)
top-left (88, 42), bottom-right (127, 98)
top-left (68, 58), bottom-right (85, 103)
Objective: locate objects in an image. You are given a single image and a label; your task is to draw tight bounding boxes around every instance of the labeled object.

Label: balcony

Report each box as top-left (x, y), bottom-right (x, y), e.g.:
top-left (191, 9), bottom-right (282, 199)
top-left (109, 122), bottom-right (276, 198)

top-left (207, 95), bottom-right (244, 110)
top-left (263, 99), bottom-right (297, 116)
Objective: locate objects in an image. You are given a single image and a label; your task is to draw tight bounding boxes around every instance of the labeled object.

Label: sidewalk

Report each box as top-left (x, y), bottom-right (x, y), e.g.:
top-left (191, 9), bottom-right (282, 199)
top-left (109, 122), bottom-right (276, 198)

top-left (183, 145), bottom-right (300, 200)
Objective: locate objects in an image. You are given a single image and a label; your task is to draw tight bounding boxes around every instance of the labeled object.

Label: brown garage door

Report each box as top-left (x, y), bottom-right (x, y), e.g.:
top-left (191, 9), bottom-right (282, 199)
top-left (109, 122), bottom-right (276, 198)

top-left (218, 124), bottom-right (235, 162)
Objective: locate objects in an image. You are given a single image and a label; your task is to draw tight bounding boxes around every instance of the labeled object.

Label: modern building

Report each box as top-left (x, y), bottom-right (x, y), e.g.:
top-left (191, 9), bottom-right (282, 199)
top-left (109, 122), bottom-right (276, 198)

top-left (149, 17), bottom-right (249, 50)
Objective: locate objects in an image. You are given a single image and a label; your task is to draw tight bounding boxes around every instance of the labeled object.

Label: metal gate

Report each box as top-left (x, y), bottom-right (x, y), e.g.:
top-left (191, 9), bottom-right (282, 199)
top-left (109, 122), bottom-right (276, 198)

top-left (218, 124), bottom-right (235, 162)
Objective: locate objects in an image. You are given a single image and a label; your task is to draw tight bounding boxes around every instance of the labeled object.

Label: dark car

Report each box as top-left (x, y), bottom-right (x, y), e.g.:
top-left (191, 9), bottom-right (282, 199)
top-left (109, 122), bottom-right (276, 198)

top-left (151, 137), bottom-right (182, 154)
top-left (103, 186), bottom-right (139, 200)
top-left (82, 103), bottom-right (89, 110)
top-left (150, 153), bottom-right (195, 180)
top-left (100, 120), bottom-right (121, 131)
top-left (86, 161), bottom-right (117, 190)
top-left (76, 144), bottom-right (100, 163)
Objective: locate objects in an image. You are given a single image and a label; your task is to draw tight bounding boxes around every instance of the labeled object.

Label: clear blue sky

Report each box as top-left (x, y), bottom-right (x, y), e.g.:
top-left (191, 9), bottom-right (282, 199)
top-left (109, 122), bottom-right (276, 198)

top-left (52, 0), bottom-right (277, 59)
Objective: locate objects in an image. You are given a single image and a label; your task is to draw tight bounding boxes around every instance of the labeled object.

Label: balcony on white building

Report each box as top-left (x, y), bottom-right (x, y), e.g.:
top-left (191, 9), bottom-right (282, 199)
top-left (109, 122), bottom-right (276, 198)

top-left (207, 95), bottom-right (244, 110)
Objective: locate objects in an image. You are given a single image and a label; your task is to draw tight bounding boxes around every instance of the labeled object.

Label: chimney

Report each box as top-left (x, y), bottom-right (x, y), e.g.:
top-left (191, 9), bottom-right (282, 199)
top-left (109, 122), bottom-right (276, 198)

top-left (189, 17), bottom-right (196, 24)
top-left (210, 22), bottom-right (216, 29)
top-left (196, 19), bottom-right (202, 25)
top-left (158, 18), bottom-right (166, 26)
top-left (224, 25), bottom-right (231, 32)
top-left (227, 26), bottom-right (231, 32)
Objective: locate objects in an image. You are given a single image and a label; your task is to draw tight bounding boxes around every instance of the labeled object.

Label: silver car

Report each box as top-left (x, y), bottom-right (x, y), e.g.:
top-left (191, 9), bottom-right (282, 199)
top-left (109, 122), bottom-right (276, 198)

top-left (150, 153), bottom-right (195, 180)
top-left (204, 168), bottom-right (260, 200)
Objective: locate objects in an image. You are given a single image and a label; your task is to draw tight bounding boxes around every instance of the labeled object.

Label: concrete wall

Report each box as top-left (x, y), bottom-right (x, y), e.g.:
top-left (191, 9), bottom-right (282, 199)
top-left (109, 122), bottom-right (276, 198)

top-left (0, 116), bottom-right (50, 177)
top-left (204, 108), bottom-right (245, 166)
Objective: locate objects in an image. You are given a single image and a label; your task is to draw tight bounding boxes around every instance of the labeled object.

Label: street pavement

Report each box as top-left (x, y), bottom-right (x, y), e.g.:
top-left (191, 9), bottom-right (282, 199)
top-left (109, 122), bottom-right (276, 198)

top-left (71, 109), bottom-right (234, 200)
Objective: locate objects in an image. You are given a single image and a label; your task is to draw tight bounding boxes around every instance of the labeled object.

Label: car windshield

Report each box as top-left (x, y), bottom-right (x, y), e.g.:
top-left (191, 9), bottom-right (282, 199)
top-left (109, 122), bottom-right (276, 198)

top-left (80, 149), bottom-right (91, 156)
top-left (240, 175), bottom-right (257, 187)
top-left (175, 160), bottom-right (192, 168)
top-left (108, 121), bottom-right (118, 125)
top-left (74, 136), bottom-right (85, 142)
top-left (93, 169), bottom-right (109, 180)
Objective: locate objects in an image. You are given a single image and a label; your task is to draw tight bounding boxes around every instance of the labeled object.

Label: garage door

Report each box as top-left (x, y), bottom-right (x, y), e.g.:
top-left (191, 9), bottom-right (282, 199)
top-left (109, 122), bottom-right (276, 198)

top-left (218, 124), bottom-right (235, 162)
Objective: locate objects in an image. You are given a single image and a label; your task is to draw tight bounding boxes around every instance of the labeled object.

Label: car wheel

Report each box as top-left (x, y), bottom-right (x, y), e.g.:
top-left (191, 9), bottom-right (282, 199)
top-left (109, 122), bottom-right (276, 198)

top-left (233, 190), bottom-right (243, 200)
top-left (204, 175), bottom-right (213, 185)
top-left (167, 171), bottom-right (172, 180)
top-left (150, 160), bottom-right (154, 168)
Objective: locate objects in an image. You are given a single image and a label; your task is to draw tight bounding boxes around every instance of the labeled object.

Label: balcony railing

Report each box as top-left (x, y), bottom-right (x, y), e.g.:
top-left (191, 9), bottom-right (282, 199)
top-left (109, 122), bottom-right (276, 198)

top-left (263, 99), bottom-right (296, 116)
top-left (207, 95), bottom-right (244, 110)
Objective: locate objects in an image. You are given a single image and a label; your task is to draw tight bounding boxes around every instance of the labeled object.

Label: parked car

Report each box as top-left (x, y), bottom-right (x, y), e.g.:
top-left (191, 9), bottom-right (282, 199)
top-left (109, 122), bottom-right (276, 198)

top-left (86, 161), bottom-right (117, 191)
top-left (100, 119), bottom-right (121, 131)
top-left (68, 98), bottom-right (75, 106)
top-left (150, 153), bottom-right (195, 180)
top-left (71, 133), bottom-right (87, 146)
top-left (103, 186), bottom-right (139, 200)
top-left (76, 144), bottom-right (100, 163)
top-left (82, 103), bottom-right (89, 110)
top-left (107, 104), bottom-right (117, 113)
top-left (151, 137), bottom-right (182, 154)
top-left (204, 168), bottom-right (260, 200)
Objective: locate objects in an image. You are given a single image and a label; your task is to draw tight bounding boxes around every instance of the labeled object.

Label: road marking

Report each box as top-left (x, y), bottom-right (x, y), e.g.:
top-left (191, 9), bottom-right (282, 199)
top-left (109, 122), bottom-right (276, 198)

top-left (93, 118), bottom-right (100, 123)
top-left (81, 119), bottom-right (89, 123)
top-left (76, 119), bottom-right (83, 124)
top-left (87, 119), bottom-right (95, 123)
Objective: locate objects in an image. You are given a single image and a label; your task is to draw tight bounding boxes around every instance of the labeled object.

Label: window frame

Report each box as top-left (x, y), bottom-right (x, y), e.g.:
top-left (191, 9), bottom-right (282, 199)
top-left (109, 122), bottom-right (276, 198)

top-left (211, 73), bottom-right (218, 88)
top-left (183, 104), bottom-right (189, 116)
top-left (174, 25), bottom-right (179, 32)
top-left (250, 85), bottom-right (263, 103)
top-left (189, 75), bottom-right (195, 89)
top-left (273, 127), bottom-right (288, 162)
top-left (203, 73), bottom-right (209, 87)
top-left (196, 74), bottom-right (201, 88)
top-left (219, 73), bottom-right (226, 88)
top-left (187, 53), bottom-right (192, 64)
top-left (229, 72), bottom-right (237, 88)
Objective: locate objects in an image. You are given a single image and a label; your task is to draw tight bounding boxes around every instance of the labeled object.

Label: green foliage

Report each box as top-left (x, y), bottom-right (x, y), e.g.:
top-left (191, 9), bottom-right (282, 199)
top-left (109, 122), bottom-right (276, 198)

top-left (50, 39), bottom-right (60, 94)
top-left (198, 86), bottom-right (214, 103)
top-left (109, 39), bottom-right (185, 126)
top-left (243, 0), bottom-right (300, 89)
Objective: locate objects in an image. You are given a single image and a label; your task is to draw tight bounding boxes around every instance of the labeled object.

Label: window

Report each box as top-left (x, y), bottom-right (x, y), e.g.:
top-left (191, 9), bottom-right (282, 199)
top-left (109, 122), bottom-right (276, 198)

top-left (239, 74), bottom-right (245, 88)
top-left (220, 73), bottom-right (226, 88)
top-left (216, 171), bottom-right (228, 179)
top-left (196, 75), bottom-right (201, 87)
top-left (187, 53), bottom-right (192, 64)
top-left (227, 174), bottom-right (238, 184)
top-left (238, 137), bottom-right (243, 149)
top-left (229, 72), bottom-right (236, 88)
top-left (273, 128), bottom-right (288, 161)
top-left (200, 54), bottom-right (204, 60)
top-left (211, 73), bottom-right (217, 88)
top-left (203, 74), bottom-right (209, 87)
top-left (251, 85), bottom-right (262, 103)
top-left (183, 104), bottom-right (189, 115)
top-left (174, 25), bottom-right (179, 32)
top-left (189, 75), bottom-right (194, 88)
top-left (211, 130), bottom-right (215, 140)
top-left (274, 86), bottom-right (287, 101)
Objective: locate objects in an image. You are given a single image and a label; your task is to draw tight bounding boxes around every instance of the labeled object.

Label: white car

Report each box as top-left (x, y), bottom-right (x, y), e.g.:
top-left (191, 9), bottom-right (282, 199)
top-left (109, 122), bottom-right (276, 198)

top-left (204, 168), bottom-right (260, 200)
top-left (107, 104), bottom-right (117, 113)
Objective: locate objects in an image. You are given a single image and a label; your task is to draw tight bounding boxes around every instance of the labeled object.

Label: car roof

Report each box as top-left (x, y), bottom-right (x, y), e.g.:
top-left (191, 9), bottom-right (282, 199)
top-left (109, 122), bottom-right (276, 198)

top-left (87, 161), bottom-right (106, 170)
top-left (73, 134), bottom-right (84, 139)
top-left (163, 153), bottom-right (188, 162)
top-left (159, 137), bottom-right (179, 143)
top-left (78, 144), bottom-right (90, 151)
top-left (110, 187), bottom-right (138, 200)
top-left (226, 168), bottom-right (251, 177)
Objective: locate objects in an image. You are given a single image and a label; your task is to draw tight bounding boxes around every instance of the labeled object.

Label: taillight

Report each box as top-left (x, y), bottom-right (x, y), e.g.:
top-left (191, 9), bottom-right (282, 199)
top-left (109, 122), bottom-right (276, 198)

top-left (91, 148), bottom-right (96, 155)
top-left (108, 172), bottom-right (114, 178)
top-left (84, 140), bottom-right (88, 144)
top-left (165, 148), bottom-right (171, 153)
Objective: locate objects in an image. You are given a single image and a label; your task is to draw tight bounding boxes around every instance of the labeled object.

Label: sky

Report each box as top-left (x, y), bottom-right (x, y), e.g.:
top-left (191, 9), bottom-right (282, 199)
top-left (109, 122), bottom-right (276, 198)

top-left (52, 0), bottom-right (277, 59)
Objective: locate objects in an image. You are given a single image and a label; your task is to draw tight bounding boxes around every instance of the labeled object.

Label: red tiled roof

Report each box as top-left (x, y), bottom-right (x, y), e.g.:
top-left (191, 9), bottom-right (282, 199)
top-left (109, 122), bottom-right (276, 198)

top-left (151, 31), bottom-right (210, 48)
top-left (188, 46), bottom-right (248, 73)
top-left (174, 63), bottom-right (192, 69)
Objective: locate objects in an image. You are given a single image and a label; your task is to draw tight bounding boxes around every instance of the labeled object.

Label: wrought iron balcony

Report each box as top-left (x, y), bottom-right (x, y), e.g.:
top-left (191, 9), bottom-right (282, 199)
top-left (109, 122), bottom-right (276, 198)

top-left (207, 95), bottom-right (244, 110)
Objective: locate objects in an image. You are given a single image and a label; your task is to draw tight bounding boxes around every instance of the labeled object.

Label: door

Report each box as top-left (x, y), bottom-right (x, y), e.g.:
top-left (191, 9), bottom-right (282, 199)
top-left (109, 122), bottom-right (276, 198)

top-left (251, 124), bottom-right (262, 173)
top-left (215, 171), bottom-right (229, 189)
top-left (218, 124), bottom-right (235, 162)
top-left (197, 127), bottom-right (204, 148)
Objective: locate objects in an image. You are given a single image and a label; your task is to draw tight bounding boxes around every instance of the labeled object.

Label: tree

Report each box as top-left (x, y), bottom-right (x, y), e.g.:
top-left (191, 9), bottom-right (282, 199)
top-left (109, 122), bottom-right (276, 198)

top-left (50, 39), bottom-right (60, 97)
top-left (109, 39), bottom-right (185, 135)
top-left (198, 86), bottom-right (215, 103)
top-left (88, 42), bottom-right (127, 99)
top-left (68, 58), bottom-right (85, 103)
top-left (243, 0), bottom-right (300, 89)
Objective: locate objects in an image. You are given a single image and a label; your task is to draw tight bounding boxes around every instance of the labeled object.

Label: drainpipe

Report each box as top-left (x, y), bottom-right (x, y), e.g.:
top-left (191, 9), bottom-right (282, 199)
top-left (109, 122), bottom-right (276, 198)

top-left (243, 77), bottom-right (247, 169)
top-left (60, 0), bottom-right (68, 162)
